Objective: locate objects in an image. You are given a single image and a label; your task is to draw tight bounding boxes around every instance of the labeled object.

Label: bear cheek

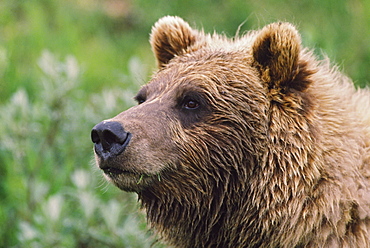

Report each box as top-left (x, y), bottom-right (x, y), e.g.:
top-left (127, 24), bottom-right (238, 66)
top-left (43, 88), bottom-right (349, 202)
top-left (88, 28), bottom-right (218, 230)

top-left (112, 108), bottom-right (179, 174)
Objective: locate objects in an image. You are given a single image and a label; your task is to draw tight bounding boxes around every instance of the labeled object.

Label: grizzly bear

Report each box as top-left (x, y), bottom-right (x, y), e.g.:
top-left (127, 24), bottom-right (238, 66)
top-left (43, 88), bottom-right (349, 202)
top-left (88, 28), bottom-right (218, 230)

top-left (91, 16), bottom-right (370, 247)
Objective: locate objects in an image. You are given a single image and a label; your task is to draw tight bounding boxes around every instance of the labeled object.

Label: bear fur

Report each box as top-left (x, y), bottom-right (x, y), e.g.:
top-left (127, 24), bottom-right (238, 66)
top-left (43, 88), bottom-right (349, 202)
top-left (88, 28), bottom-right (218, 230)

top-left (93, 16), bottom-right (370, 247)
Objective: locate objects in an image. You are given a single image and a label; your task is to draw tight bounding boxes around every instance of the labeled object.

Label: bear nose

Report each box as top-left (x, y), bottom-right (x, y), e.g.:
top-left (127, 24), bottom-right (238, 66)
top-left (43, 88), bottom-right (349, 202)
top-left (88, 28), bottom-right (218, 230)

top-left (91, 121), bottom-right (131, 160)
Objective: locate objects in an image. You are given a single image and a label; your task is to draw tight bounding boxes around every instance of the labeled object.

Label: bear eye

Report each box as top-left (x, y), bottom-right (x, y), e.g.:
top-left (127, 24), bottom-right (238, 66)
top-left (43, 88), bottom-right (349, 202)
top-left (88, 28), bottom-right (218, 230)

top-left (137, 97), bottom-right (146, 105)
top-left (183, 99), bottom-right (199, 110)
top-left (134, 92), bottom-right (146, 105)
top-left (178, 92), bottom-right (209, 127)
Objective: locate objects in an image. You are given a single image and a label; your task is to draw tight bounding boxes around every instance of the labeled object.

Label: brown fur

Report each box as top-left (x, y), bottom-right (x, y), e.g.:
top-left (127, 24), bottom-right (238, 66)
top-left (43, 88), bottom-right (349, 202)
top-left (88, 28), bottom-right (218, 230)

top-left (94, 16), bottom-right (370, 247)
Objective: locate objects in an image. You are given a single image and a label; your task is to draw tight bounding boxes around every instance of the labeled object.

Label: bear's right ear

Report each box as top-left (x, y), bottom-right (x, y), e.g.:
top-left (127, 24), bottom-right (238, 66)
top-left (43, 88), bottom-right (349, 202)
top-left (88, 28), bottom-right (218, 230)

top-left (150, 16), bottom-right (200, 68)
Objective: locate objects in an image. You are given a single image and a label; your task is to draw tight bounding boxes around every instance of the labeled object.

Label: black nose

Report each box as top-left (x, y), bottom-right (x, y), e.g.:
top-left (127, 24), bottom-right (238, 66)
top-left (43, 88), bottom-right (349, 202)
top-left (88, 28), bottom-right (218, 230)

top-left (91, 121), bottom-right (131, 160)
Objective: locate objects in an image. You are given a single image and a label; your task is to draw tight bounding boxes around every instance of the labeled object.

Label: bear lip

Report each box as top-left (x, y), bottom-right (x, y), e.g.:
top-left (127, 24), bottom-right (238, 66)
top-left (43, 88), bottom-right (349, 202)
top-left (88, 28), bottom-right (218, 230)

top-left (102, 167), bottom-right (137, 176)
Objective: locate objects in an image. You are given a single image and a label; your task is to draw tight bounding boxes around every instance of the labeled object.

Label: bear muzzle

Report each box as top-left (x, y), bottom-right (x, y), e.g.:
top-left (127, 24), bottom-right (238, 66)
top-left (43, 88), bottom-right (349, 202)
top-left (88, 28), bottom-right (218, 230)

top-left (91, 121), bottom-right (131, 165)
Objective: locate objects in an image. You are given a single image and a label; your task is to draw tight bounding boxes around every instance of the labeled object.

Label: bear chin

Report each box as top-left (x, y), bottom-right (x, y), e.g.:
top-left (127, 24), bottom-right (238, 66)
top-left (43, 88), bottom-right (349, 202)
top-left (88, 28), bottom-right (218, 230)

top-left (103, 169), bottom-right (158, 192)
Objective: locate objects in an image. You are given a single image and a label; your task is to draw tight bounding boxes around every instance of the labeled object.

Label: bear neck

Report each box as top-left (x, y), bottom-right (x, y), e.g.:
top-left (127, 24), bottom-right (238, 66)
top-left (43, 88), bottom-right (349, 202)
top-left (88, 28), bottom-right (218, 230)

top-left (137, 161), bottom-right (273, 247)
top-left (137, 139), bottom-right (323, 247)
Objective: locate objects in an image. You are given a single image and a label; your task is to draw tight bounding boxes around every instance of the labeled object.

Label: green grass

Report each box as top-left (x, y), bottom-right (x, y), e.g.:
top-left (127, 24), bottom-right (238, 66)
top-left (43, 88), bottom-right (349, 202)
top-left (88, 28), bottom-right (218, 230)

top-left (0, 0), bottom-right (369, 247)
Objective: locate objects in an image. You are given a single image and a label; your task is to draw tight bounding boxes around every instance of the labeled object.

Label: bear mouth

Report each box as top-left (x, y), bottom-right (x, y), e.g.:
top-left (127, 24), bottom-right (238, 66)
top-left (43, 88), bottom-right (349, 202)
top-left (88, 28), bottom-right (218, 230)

top-left (102, 167), bottom-right (137, 177)
top-left (102, 166), bottom-right (159, 192)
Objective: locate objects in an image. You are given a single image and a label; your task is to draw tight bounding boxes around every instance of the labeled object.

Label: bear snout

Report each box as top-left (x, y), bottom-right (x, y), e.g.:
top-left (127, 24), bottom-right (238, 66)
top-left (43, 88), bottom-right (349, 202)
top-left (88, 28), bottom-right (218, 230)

top-left (91, 121), bottom-right (131, 161)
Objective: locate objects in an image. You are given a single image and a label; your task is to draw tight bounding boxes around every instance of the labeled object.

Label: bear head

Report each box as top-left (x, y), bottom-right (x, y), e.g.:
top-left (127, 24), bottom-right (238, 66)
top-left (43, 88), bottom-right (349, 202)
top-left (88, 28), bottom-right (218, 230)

top-left (91, 16), bottom-right (319, 247)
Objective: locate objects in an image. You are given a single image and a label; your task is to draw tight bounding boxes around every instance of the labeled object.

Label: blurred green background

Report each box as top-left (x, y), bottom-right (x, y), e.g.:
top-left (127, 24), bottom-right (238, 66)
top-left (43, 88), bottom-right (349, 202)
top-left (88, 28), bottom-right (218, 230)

top-left (0, 0), bottom-right (369, 247)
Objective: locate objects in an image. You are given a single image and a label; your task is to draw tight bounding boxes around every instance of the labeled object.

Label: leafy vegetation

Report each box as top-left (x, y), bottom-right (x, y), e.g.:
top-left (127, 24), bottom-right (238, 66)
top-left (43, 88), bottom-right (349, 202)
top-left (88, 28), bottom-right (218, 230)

top-left (0, 0), bottom-right (369, 247)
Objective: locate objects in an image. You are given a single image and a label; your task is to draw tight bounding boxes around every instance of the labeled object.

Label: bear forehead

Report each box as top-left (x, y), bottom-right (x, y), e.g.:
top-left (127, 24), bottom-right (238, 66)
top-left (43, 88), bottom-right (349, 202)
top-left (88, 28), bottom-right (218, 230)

top-left (143, 49), bottom-right (261, 106)
top-left (154, 43), bottom-right (256, 83)
top-left (177, 36), bottom-right (255, 62)
top-left (145, 68), bottom-right (216, 98)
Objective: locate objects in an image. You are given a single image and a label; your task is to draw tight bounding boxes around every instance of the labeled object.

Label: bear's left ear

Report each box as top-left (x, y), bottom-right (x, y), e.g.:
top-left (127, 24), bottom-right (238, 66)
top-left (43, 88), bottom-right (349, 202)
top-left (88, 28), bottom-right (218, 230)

top-left (150, 16), bottom-right (200, 68)
top-left (252, 22), bottom-right (306, 92)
